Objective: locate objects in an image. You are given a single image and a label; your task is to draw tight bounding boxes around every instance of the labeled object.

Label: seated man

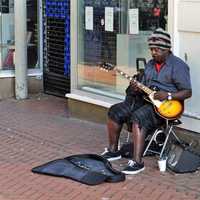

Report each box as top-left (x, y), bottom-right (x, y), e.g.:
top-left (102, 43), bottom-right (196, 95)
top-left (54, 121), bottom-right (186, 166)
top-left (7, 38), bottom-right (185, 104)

top-left (101, 28), bottom-right (192, 175)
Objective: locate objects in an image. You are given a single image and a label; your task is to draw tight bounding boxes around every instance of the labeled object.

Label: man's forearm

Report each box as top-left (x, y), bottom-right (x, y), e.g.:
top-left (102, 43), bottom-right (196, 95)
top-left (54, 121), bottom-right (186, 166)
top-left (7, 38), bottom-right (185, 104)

top-left (171, 89), bottom-right (192, 101)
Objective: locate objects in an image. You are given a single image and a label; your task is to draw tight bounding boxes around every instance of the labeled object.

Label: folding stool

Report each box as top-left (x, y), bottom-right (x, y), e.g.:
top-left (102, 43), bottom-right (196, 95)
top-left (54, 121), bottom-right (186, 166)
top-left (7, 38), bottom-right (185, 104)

top-left (143, 119), bottom-right (182, 159)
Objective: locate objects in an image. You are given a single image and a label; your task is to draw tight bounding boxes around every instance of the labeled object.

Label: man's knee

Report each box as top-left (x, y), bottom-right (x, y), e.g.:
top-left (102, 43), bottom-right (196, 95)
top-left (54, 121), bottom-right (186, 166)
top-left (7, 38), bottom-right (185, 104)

top-left (108, 102), bottom-right (129, 125)
top-left (108, 103), bottom-right (123, 118)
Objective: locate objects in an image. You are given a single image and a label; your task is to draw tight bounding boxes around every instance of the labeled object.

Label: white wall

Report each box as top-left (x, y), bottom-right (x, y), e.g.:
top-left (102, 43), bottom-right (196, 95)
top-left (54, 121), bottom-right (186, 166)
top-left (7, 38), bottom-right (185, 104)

top-left (176, 0), bottom-right (200, 132)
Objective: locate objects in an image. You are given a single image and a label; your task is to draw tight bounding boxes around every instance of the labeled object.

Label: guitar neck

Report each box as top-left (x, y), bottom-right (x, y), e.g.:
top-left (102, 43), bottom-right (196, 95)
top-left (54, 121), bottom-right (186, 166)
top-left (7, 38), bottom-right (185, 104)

top-left (115, 68), bottom-right (153, 95)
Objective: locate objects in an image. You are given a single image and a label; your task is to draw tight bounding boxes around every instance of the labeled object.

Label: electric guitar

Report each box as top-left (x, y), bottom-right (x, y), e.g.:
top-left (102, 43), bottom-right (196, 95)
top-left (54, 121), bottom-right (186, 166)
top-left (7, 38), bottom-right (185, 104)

top-left (100, 62), bottom-right (183, 120)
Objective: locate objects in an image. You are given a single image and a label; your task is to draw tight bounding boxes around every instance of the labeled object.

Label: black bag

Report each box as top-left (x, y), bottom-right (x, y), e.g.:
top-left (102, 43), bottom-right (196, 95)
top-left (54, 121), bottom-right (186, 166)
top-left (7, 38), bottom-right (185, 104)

top-left (32, 154), bottom-right (125, 185)
top-left (119, 142), bottom-right (134, 158)
top-left (167, 143), bottom-right (200, 173)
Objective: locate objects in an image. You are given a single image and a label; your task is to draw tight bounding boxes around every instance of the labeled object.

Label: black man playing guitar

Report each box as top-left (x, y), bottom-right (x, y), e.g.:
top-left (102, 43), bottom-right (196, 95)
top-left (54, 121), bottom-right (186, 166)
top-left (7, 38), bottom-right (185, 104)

top-left (101, 28), bottom-right (192, 175)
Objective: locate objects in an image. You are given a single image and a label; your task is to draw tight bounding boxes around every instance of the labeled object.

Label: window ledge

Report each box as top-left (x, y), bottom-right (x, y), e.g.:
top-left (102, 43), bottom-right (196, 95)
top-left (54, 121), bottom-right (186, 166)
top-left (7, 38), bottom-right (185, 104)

top-left (0, 70), bottom-right (15, 78)
top-left (0, 68), bottom-right (42, 78)
top-left (66, 93), bottom-right (113, 108)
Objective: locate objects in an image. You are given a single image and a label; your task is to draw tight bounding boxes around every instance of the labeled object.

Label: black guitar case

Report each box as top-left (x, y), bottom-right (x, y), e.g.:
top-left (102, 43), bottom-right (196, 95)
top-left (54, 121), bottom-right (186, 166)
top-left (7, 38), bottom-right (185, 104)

top-left (32, 154), bottom-right (125, 185)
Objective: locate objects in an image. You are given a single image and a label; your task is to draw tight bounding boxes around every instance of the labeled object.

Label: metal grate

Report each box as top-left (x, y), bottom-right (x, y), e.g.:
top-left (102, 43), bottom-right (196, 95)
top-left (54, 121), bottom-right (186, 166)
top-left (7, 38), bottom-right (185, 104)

top-left (43, 0), bottom-right (70, 97)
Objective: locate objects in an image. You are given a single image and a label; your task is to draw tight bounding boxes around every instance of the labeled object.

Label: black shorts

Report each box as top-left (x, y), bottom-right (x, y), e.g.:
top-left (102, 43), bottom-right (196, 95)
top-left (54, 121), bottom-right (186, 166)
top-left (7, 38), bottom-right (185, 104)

top-left (108, 97), bottom-right (164, 132)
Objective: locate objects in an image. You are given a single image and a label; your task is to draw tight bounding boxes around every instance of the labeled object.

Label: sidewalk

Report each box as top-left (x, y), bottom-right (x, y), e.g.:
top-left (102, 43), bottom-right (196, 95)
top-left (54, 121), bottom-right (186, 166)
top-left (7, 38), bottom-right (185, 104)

top-left (0, 94), bottom-right (200, 200)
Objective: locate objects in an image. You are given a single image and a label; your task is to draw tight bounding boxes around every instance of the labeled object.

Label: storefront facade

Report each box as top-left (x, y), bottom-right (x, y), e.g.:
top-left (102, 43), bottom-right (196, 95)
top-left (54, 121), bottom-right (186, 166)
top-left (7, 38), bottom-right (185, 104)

top-left (1, 1), bottom-right (199, 133)
top-left (0, 0), bottom-right (71, 99)
top-left (67, 0), bottom-right (200, 133)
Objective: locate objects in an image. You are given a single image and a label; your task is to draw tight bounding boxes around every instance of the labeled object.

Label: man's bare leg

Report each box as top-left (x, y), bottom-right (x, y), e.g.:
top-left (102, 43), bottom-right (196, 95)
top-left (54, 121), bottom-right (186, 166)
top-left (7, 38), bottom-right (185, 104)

top-left (107, 118), bottom-right (122, 152)
top-left (132, 122), bottom-right (145, 163)
top-left (121, 122), bottom-right (145, 174)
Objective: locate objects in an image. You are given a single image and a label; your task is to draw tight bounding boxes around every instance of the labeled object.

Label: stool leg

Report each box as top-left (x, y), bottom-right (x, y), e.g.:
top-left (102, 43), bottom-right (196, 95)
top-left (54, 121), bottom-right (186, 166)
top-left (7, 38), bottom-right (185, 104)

top-left (126, 131), bottom-right (130, 143)
top-left (118, 130), bottom-right (131, 150)
top-left (159, 126), bottom-right (173, 158)
top-left (171, 129), bottom-right (182, 144)
top-left (143, 129), bottom-right (159, 156)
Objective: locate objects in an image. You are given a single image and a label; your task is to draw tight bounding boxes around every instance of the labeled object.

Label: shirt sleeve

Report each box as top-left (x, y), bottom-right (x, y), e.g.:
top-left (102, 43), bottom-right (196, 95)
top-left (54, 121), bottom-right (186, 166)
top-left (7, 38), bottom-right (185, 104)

top-left (172, 61), bottom-right (192, 90)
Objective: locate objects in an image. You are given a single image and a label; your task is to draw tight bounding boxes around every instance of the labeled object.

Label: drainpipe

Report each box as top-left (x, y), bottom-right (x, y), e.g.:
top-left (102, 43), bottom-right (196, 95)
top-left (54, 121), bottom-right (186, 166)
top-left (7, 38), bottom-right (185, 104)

top-left (14, 0), bottom-right (28, 99)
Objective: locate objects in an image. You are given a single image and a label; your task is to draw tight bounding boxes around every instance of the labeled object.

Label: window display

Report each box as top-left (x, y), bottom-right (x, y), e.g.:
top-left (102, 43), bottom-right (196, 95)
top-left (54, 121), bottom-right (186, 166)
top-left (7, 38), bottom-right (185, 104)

top-left (77, 0), bottom-right (168, 99)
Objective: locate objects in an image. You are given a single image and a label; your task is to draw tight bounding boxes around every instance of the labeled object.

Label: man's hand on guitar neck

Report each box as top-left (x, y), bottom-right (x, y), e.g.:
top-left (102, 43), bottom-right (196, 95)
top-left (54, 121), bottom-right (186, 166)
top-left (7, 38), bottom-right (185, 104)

top-left (130, 79), bottom-right (141, 92)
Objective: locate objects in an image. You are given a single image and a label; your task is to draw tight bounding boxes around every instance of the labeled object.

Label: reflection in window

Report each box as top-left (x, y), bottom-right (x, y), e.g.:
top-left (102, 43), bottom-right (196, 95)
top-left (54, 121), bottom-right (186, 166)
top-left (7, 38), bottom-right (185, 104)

top-left (136, 0), bottom-right (168, 31)
top-left (0, 0), bottom-right (38, 71)
top-left (0, 0), bottom-right (14, 70)
top-left (27, 0), bottom-right (38, 69)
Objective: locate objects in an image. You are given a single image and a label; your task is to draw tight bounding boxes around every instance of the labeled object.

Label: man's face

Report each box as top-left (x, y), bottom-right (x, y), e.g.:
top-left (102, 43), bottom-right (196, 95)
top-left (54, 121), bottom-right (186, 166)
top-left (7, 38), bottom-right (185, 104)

top-left (150, 47), bottom-right (169, 63)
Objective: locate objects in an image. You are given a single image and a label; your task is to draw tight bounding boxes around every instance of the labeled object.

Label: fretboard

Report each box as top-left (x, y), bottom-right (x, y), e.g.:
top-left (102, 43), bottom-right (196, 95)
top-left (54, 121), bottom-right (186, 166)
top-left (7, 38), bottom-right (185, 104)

top-left (116, 69), bottom-right (153, 95)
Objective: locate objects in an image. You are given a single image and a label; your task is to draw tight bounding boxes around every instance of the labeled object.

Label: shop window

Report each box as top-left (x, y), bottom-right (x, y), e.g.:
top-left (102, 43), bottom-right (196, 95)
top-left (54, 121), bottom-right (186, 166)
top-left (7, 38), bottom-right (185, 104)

top-left (0, 0), bottom-right (14, 70)
top-left (27, 0), bottom-right (38, 69)
top-left (0, 0), bottom-right (38, 71)
top-left (77, 0), bottom-right (168, 99)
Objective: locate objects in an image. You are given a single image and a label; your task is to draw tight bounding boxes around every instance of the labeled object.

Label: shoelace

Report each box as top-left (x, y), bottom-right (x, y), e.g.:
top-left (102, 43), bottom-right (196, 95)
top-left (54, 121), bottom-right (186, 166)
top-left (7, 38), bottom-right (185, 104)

top-left (127, 160), bottom-right (137, 167)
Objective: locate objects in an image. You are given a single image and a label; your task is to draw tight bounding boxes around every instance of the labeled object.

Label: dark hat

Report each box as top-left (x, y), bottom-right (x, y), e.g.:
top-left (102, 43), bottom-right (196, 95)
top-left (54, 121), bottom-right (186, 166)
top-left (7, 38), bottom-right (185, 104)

top-left (148, 28), bottom-right (171, 50)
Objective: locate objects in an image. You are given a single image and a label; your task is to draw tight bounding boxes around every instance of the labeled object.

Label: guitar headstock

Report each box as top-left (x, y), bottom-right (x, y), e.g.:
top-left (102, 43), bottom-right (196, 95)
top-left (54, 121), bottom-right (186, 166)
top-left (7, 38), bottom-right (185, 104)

top-left (99, 62), bottom-right (115, 71)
